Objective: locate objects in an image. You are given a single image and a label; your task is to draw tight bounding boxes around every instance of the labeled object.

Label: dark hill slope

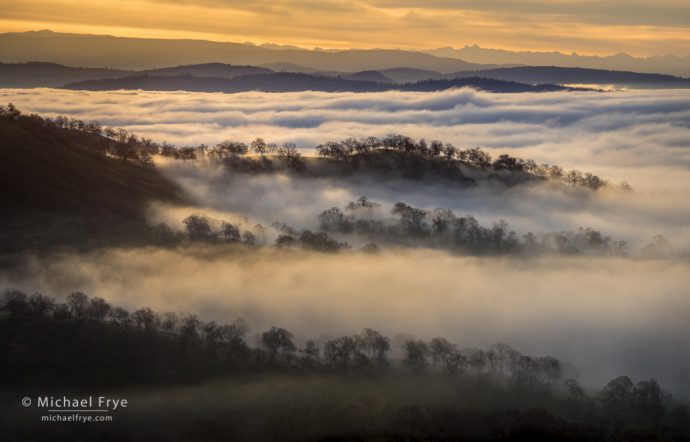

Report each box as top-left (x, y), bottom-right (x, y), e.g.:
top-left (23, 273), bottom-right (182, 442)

top-left (0, 62), bottom-right (132, 87)
top-left (0, 115), bottom-right (181, 253)
top-left (143, 63), bottom-right (272, 78)
top-left (63, 73), bottom-right (574, 93)
top-left (450, 66), bottom-right (690, 88)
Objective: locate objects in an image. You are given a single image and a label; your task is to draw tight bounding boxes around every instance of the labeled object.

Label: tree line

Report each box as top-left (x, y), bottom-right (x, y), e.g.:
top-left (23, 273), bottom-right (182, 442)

top-left (156, 197), bottom-right (629, 256)
top-left (2, 104), bottom-right (629, 190)
top-left (1, 288), bottom-right (567, 382)
top-left (1, 288), bottom-right (688, 440)
top-left (315, 197), bottom-right (628, 255)
top-left (313, 135), bottom-right (617, 189)
top-left (210, 133), bottom-right (620, 190)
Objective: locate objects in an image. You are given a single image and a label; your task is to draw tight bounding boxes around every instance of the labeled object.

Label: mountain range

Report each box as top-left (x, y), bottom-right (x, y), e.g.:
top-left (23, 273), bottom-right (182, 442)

top-left (1, 30), bottom-right (688, 77)
top-left (429, 45), bottom-right (690, 77)
top-left (1, 30), bottom-right (689, 93)
top-left (0, 30), bottom-right (493, 73)
top-left (61, 73), bottom-right (577, 94)
top-left (2, 62), bottom-right (689, 91)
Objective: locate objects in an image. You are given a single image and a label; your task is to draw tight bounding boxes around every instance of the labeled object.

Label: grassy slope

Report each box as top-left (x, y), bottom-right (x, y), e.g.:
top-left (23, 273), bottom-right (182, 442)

top-left (0, 117), bottom-right (182, 253)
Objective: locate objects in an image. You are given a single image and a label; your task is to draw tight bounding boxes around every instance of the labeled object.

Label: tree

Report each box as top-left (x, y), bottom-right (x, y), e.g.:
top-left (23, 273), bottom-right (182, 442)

top-left (318, 207), bottom-right (353, 233)
top-left (299, 340), bottom-right (320, 370)
top-left (183, 214), bottom-right (214, 241)
top-left (109, 307), bottom-right (130, 326)
top-left (1, 103), bottom-right (21, 119)
top-left (221, 222), bottom-right (240, 242)
top-left (492, 154), bottom-right (524, 171)
top-left (133, 307), bottom-right (156, 331)
top-left (429, 337), bottom-right (455, 367)
top-left (261, 327), bottom-right (296, 359)
top-left (86, 297), bottom-right (111, 321)
top-left (392, 202), bottom-right (428, 236)
top-left (278, 143), bottom-right (306, 171)
top-left (1, 289), bottom-right (29, 317)
top-left (600, 376), bottom-right (635, 423)
top-left (323, 336), bottom-right (360, 371)
top-left (150, 222), bottom-right (178, 245)
top-left (250, 138), bottom-right (267, 155)
top-left (429, 140), bottom-right (444, 158)
top-left (431, 209), bottom-right (456, 235)
top-left (243, 231), bottom-right (256, 245)
top-left (161, 312), bottom-right (179, 333)
top-left (633, 379), bottom-right (671, 427)
top-left (357, 328), bottom-right (390, 365)
top-left (460, 147), bottom-right (492, 168)
top-left (564, 378), bottom-right (586, 401)
top-left (67, 292), bottom-right (89, 320)
top-left (275, 235), bottom-right (297, 248)
top-left (216, 140), bottom-right (248, 156)
top-left (180, 314), bottom-right (200, 339)
top-left (582, 173), bottom-right (607, 190)
top-left (299, 230), bottom-right (348, 253)
top-left (345, 196), bottom-right (381, 214)
top-left (27, 293), bottom-right (54, 317)
top-left (403, 339), bottom-right (430, 373)
top-left (442, 143), bottom-right (457, 161)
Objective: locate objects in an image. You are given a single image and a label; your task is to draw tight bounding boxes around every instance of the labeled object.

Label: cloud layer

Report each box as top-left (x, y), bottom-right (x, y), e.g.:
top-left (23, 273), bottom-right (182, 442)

top-left (4, 248), bottom-right (690, 391)
top-left (4, 87), bottom-right (689, 249)
top-left (3, 87), bottom-right (690, 393)
top-left (3, 87), bottom-right (690, 177)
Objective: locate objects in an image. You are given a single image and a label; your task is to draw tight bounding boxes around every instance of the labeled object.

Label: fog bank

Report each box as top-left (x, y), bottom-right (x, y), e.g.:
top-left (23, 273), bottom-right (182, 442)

top-left (3, 247), bottom-right (689, 391)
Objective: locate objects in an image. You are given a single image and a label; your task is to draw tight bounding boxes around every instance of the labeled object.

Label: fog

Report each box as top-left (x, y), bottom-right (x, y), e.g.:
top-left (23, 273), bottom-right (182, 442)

top-left (2, 87), bottom-right (690, 394)
top-left (3, 247), bottom-right (690, 391)
top-left (2, 87), bottom-right (690, 189)
top-left (150, 157), bottom-right (690, 252)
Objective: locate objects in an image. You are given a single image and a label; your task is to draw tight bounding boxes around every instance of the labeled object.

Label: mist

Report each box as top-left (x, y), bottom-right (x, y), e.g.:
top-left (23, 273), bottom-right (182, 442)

top-left (150, 156), bottom-right (690, 252)
top-left (3, 87), bottom-right (690, 396)
top-left (2, 87), bottom-right (690, 186)
top-left (2, 246), bottom-right (689, 392)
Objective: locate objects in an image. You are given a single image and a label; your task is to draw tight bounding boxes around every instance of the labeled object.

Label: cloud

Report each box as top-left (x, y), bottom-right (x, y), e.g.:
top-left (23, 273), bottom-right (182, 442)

top-left (4, 87), bottom-right (690, 249)
top-left (3, 247), bottom-right (690, 391)
top-left (2, 0), bottom-right (689, 55)
top-left (3, 87), bottom-right (690, 394)
top-left (3, 87), bottom-right (690, 175)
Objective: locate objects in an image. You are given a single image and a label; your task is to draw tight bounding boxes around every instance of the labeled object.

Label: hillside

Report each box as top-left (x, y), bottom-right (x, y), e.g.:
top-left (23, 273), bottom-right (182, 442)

top-left (0, 112), bottom-right (182, 253)
top-left (143, 63), bottom-right (272, 78)
top-left (3, 61), bottom-right (688, 90)
top-left (429, 45), bottom-right (690, 77)
top-left (63, 72), bottom-right (575, 93)
top-left (0, 62), bottom-right (132, 87)
top-left (0, 30), bottom-right (496, 72)
top-left (450, 66), bottom-right (690, 88)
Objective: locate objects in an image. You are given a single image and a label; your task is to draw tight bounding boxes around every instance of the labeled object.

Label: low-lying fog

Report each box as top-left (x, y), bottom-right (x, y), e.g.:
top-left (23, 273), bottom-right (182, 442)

top-left (3, 87), bottom-right (690, 191)
top-left (4, 248), bottom-right (690, 392)
top-left (2, 87), bottom-right (689, 394)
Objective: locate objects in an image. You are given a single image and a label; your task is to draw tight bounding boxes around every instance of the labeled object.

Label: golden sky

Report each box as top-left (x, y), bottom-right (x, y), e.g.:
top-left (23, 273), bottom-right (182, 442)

top-left (0, 0), bottom-right (689, 56)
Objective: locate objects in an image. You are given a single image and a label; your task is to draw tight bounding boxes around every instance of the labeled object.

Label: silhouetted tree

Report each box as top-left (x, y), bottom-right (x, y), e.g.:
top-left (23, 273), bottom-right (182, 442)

top-left (403, 339), bottom-right (430, 373)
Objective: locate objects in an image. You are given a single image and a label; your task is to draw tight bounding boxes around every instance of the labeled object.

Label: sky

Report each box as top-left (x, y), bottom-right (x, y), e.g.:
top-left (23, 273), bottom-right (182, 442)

top-left (0, 0), bottom-right (689, 56)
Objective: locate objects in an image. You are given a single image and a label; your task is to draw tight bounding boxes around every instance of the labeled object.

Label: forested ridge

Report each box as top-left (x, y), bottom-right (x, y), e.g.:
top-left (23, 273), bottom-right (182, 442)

top-left (1, 104), bottom-right (640, 257)
top-left (1, 288), bottom-right (689, 441)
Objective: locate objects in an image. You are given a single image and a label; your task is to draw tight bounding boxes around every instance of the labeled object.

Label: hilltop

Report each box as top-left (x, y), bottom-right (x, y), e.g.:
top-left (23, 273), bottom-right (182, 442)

top-left (0, 107), bottom-right (182, 253)
top-left (62, 73), bottom-right (577, 93)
